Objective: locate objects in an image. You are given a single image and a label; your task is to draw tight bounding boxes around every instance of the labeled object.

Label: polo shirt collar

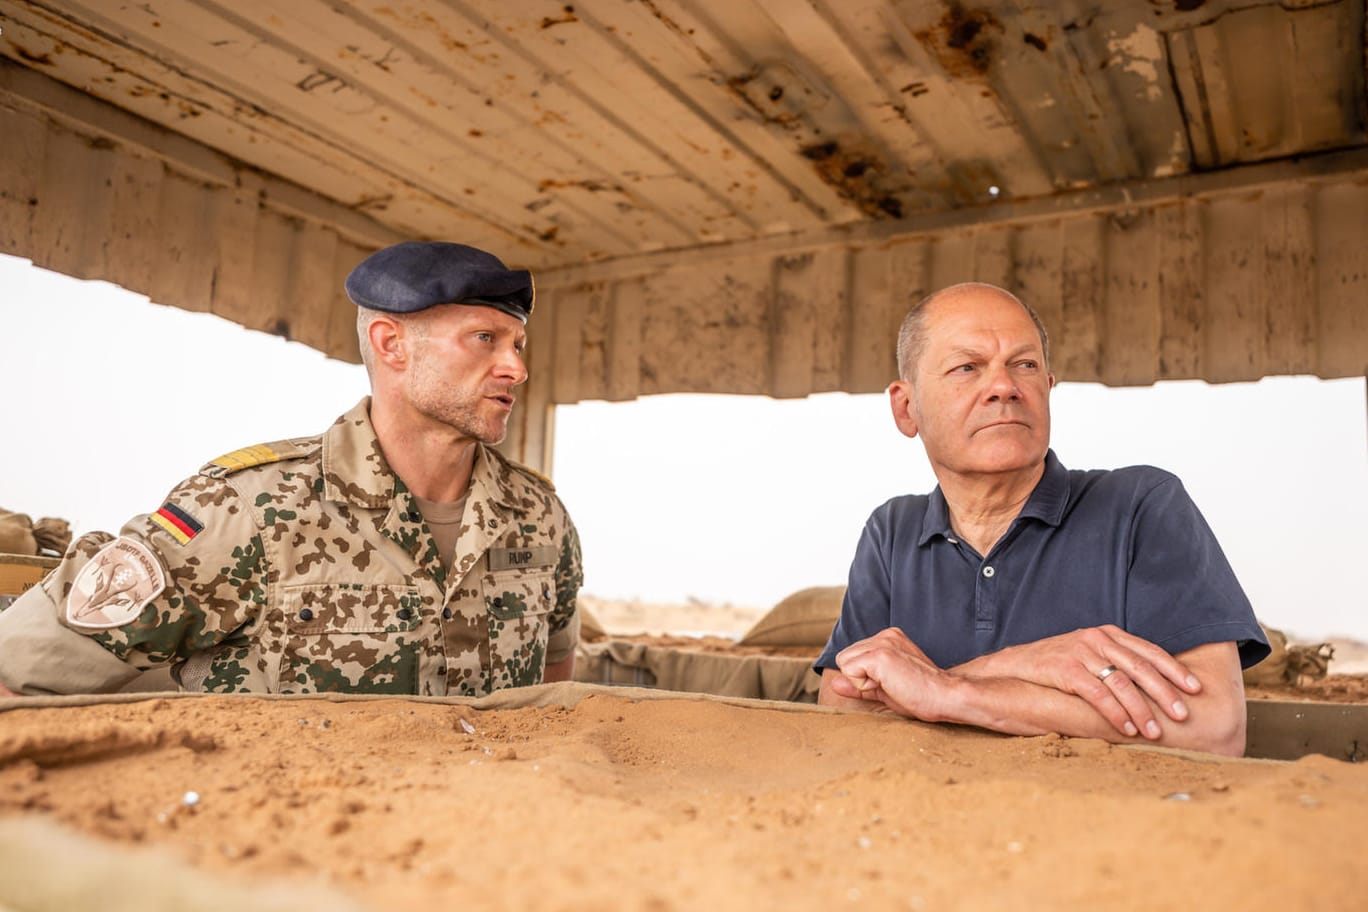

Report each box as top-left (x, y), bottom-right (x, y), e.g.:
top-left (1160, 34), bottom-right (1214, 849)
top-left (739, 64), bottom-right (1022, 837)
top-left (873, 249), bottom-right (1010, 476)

top-left (917, 450), bottom-right (1071, 546)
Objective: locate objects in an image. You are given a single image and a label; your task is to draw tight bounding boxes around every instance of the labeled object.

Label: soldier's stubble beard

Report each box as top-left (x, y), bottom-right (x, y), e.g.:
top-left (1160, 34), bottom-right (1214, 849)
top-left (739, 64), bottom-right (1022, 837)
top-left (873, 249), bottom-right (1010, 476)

top-left (407, 380), bottom-right (511, 448)
top-left (405, 358), bottom-right (511, 447)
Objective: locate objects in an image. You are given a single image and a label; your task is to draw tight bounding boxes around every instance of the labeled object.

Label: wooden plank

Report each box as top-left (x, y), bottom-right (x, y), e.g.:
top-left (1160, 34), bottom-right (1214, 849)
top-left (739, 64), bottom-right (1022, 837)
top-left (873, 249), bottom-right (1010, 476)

top-left (1212, 6), bottom-right (1287, 162)
top-left (928, 232), bottom-right (976, 290)
top-left (887, 236), bottom-right (933, 378)
top-left (208, 184), bottom-right (262, 320)
top-left (1164, 29), bottom-right (1219, 169)
top-left (563, 0), bottom-right (854, 223)
top-left (0, 4), bottom-right (529, 257)
top-left (809, 247), bottom-right (849, 393)
top-left (239, 210), bottom-right (296, 336)
top-left (1155, 202), bottom-right (1205, 379)
top-left (1245, 700), bottom-right (1368, 763)
top-left (326, 240), bottom-right (371, 364)
top-left (0, 103), bottom-right (45, 258)
top-left (846, 243), bottom-right (894, 391)
top-left (538, 146), bottom-right (1368, 287)
top-left (508, 292), bottom-right (559, 472)
top-left (1013, 220), bottom-right (1063, 354)
top-left (1288, 2), bottom-right (1365, 152)
top-left (1261, 184), bottom-right (1316, 376)
top-left (865, 0), bottom-right (1055, 202)
top-left (30, 126), bottom-right (114, 280)
top-left (1201, 193), bottom-right (1266, 382)
top-left (744, 0), bottom-right (965, 211)
top-left (1058, 216), bottom-right (1103, 382)
top-left (1099, 209), bottom-right (1160, 386)
top-left (102, 151), bottom-right (166, 299)
top-left (550, 284), bottom-right (592, 404)
top-left (1313, 181), bottom-right (1368, 378)
top-left (578, 282), bottom-right (611, 402)
top-left (230, 0), bottom-right (683, 254)
top-left (286, 221), bottom-right (341, 354)
top-left (635, 258), bottom-right (771, 396)
top-left (147, 171), bottom-right (217, 313)
top-left (770, 253), bottom-right (818, 399)
top-left (972, 227), bottom-right (1015, 289)
top-left (604, 277), bottom-right (645, 403)
top-left (368, 0), bottom-right (760, 243)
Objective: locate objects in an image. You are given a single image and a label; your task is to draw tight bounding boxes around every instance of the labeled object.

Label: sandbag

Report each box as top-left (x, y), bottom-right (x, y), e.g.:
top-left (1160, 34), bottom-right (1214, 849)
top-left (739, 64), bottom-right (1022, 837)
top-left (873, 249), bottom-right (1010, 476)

top-left (0, 509), bottom-right (38, 556)
top-left (738, 586), bottom-right (844, 648)
top-left (1242, 625), bottom-right (1289, 687)
top-left (575, 640), bottom-right (820, 703)
top-left (579, 604), bottom-right (607, 641)
top-left (32, 516), bottom-right (72, 555)
top-left (0, 509), bottom-right (73, 557)
top-left (1243, 623), bottom-right (1333, 687)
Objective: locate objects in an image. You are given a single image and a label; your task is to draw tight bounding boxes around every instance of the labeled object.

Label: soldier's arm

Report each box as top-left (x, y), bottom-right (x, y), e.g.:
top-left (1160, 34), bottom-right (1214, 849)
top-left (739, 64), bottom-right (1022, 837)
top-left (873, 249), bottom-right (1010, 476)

top-left (0, 473), bottom-right (265, 695)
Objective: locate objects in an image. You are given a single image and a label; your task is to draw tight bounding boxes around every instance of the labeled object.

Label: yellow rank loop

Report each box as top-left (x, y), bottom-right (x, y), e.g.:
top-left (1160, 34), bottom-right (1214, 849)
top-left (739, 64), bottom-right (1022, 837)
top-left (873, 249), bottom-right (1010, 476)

top-left (210, 444), bottom-right (281, 473)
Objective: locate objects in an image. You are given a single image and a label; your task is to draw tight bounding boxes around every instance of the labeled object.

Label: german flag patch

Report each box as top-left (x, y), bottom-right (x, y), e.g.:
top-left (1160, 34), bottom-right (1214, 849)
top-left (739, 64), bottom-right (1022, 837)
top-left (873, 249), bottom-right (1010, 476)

top-left (150, 502), bottom-right (204, 545)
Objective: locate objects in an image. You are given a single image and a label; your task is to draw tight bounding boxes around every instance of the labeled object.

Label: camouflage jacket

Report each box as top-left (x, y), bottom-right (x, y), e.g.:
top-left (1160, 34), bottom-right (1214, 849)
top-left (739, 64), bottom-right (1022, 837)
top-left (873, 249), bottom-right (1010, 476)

top-left (0, 399), bottom-right (582, 696)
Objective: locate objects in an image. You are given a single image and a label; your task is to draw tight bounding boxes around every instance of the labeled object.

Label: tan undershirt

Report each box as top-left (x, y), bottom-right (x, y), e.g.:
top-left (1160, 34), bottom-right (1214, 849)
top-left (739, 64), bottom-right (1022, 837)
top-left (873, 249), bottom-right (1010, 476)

top-left (411, 493), bottom-right (469, 576)
top-left (411, 493), bottom-right (576, 665)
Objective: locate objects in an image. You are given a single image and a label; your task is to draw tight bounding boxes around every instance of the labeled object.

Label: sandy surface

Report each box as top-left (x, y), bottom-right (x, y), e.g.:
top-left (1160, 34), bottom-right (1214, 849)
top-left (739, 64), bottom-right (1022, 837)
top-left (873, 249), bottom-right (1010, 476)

top-left (2, 690), bottom-right (1367, 912)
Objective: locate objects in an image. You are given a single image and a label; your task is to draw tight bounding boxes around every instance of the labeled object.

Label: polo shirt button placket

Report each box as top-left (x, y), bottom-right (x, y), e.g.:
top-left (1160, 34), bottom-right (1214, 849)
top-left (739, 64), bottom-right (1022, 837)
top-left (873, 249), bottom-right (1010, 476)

top-left (975, 562), bottom-right (997, 636)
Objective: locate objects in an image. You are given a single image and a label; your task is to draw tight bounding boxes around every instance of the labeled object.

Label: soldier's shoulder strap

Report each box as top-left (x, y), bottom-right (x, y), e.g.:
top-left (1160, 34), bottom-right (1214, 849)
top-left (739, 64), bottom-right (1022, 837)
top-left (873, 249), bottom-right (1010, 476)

top-left (199, 437), bottom-right (321, 479)
top-left (488, 446), bottom-right (556, 492)
top-left (513, 462), bottom-right (556, 491)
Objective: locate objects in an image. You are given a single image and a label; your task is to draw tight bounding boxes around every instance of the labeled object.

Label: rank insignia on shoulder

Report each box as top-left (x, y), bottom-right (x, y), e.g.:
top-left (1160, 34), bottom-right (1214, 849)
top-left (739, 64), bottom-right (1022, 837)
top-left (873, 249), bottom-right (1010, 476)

top-left (513, 462), bottom-right (556, 491)
top-left (200, 439), bottom-right (316, 479)
top-left (150, 502), bottom-right (203, 545)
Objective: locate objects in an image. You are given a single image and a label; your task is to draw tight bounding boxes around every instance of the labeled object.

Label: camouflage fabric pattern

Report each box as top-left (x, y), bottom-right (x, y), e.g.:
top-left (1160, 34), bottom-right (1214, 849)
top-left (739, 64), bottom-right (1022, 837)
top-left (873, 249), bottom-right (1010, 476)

top-left (3, 398), bottom-right (581, 696)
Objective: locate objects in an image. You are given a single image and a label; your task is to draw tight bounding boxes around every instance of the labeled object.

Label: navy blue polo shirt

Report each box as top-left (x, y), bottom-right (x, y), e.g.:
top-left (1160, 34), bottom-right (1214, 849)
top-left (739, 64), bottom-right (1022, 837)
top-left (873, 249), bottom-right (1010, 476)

top-left (816, 451), bottom-right (1269, 673)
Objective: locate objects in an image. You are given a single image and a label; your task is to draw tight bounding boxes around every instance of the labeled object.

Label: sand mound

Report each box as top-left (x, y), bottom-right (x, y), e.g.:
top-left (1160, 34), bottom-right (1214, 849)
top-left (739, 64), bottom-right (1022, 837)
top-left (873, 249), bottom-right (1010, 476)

top-left (2, 688), bottom-right (1366, 911)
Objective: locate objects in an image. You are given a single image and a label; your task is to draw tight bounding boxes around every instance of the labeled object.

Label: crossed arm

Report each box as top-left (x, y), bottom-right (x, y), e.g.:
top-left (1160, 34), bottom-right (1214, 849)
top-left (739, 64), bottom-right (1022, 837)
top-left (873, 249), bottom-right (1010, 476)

top-left (818, 625), bottom-right (1248, 756)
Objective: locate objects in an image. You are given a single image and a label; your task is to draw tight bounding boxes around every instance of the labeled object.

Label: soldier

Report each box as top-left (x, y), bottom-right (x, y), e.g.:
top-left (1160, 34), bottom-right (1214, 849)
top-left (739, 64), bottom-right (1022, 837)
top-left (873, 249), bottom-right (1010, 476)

top-left (0, 241), bottom-right (582, 697)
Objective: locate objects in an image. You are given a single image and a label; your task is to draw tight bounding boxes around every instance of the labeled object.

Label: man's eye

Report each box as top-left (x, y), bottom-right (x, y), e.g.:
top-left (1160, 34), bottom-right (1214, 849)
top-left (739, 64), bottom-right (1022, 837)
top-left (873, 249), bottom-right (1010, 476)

top-left (1018, 360), bottom-right (1038, 370)
top-left (475, 332), bottom-right (494, 343)
top-left (951, 364), bottom-right (975, 373)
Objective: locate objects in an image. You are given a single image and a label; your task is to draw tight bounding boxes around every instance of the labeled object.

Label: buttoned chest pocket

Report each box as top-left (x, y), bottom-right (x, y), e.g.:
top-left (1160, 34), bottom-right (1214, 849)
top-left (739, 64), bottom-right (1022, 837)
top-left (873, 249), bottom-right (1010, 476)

top-left (484, 570), bottom-right (555, 690)
top-left (276, 583), bottom-right (424, 694)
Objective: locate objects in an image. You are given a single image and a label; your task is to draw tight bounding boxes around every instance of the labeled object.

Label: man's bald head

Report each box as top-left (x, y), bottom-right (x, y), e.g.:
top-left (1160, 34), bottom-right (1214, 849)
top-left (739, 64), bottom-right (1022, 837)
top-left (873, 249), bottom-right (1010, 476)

top-left (895, 282), bottom-right (1050, 381)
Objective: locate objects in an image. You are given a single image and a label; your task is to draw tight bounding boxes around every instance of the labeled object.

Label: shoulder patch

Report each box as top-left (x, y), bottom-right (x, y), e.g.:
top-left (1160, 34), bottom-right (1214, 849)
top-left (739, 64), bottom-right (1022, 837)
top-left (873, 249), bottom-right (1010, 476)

top-left (66, 537), bottom-right (167, 629)
top-left (200, 438), bottom-right (318, 479)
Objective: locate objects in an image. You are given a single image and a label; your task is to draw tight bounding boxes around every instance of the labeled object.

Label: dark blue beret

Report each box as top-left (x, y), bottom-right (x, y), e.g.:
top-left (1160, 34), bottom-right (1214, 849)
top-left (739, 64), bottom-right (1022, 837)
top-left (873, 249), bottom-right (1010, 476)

top-left (345, 241), bottom-right (534, 323)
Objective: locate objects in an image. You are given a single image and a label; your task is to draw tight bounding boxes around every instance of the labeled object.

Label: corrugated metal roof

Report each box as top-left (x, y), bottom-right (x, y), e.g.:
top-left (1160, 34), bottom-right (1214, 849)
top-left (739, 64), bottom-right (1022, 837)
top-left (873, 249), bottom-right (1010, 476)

top-left (1, 0), bottom-right (1365, 430)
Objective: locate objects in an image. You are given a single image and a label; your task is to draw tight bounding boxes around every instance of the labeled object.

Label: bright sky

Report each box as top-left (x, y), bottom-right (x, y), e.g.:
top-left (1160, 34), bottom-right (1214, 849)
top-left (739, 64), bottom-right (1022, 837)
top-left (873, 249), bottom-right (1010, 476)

top-left (2, 253), bottom-right (1365, 641)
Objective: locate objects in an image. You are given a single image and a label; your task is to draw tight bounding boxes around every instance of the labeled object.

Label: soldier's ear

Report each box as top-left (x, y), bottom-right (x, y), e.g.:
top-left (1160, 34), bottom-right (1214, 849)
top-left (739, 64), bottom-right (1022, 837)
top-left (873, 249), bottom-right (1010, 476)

top-left (888, 380), bottom-right (919, 440)
top-left (368, 315), bottom-right (407, 370)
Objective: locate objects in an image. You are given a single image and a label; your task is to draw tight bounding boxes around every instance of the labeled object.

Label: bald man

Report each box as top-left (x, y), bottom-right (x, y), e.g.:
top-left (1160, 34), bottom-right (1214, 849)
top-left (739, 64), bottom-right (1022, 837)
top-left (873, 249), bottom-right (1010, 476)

top-left (816, 283), bottom-right (1267, 756)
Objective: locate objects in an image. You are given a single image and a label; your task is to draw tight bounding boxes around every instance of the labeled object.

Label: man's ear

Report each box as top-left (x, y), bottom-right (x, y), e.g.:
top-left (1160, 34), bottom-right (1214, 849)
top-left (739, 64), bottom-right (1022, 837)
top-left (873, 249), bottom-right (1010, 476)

top-left (1047, 371), bottom-right (1056, 390)
top-left (367, 315), bottom-right (407, 371)
top-left (888, 380), bottom-right (920, 440)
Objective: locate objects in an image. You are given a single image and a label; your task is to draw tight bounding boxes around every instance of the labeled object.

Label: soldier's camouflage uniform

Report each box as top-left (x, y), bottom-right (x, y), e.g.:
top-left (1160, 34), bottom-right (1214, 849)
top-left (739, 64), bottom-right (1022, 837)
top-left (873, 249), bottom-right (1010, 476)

top-left (0, 399), bottom-right (582, 696)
